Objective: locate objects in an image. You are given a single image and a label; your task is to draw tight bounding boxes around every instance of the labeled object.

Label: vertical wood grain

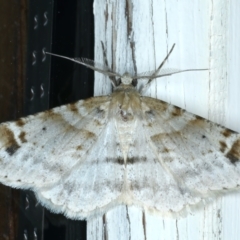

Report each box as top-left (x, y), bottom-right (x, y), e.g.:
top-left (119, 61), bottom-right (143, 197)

top-left (89, 0), bottom-right (240, 239)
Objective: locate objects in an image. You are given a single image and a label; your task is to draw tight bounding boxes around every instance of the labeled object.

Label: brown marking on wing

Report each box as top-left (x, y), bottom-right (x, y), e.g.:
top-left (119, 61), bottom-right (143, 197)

top-left (76, 145), bottom-right (83, 151)
top-left (16, 118), bottom-right (25, 127)
top-left (1, 126), bottom-right (20, 155)
top-left (94, 119), bottom-right (102, 126)
top-left (226, 139), bottom-right (240, 164)
top-left (127, 157), bottom-right (147, 164)
top-left (96, 107), bottom-right (106, 119)
top-left (151, 132), bottom-right (181, 142)
top-left (19, 131), bottom-right (27, 143)
top-left (46, 108), bottom-right (54, 115)
top-left (195, 115), bottom-right (204, 120)
top-left (147, 122), bottom-right (152, 127)
top-left (84, 131), bottom-right (96, 139)
top-left (82, 97), bottom-right (96, 109)
top-left (219, 141), bottom-right (227, 153)
top-left (163, 147), bottom-right (170, 153)
top-left (189, 115), bottom-right (207, 128)
top-left (107, 157), bottom-right (124, 165)
top-left (82, 96), bottom-right (110, 110)
top-left (161, 102), bottom-right (168, 112)
top-left (141, 97), bottom-right (168, 112)
top-left (145, 109), bottom-right (155, 123)
top-left (171, 106), bottom-right (184, 117)
top-left (87, 131), bottom-right (95, 138)
top-left (221, 128), bottom-right (235, 138)
top-left (40, 111), bottom-right (77, 132)
top-left (68, 103), bottom-right (78, 113)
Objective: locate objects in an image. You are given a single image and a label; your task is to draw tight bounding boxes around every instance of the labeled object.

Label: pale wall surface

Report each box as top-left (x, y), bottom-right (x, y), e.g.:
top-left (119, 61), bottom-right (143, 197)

top-left (89, 0), bottom-right (240, 239)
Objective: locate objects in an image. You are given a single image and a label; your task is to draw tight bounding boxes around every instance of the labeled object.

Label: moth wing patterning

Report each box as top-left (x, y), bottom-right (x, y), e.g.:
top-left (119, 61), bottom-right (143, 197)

top-left (37, 118), bottom-right (125, 219)
top-left (0, 86), bottom-right (240, 219)
top-left (132, 96), bottom-right (240, 214)
top-left (0, 98), bottom-right (116, 184)
top-left (125, 118), bottom-right (200, 216)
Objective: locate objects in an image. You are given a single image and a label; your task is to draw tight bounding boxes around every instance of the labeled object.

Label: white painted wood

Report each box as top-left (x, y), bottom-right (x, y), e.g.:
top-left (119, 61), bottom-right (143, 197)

top-left (88, 0), bottom-right (240, 239)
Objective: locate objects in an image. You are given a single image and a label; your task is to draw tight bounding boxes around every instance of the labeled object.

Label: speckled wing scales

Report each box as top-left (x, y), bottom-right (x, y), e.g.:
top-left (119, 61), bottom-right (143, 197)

top-left (1, 90), bottom-right (240, 219)
top-left (125, 118), bottom-right (200, 216)
top-left (0, 97), bottom-right (120, 197)
top-left (135, 96), bottom-right (240, 214)
top-left (36, 119), bottom-right (125, 219)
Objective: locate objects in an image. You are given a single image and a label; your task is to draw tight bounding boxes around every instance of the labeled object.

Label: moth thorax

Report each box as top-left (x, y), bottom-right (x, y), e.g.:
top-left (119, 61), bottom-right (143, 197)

top-left (120, 109), bottom-right (134, 121)
top-left (121, 73), bottom-right (133, 85)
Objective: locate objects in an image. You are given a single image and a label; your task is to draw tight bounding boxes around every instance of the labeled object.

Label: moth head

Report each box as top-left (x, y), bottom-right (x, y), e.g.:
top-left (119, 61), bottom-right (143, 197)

top-left (121, 73), bottom-right (133, 85)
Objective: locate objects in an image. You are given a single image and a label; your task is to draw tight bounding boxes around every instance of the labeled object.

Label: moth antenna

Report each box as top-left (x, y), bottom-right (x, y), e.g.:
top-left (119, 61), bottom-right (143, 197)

top-left (46, 52), bottom-right (121, 88)
top-left (139, 44), bottom-right (208, 93)
top-left (155, 43), bottom-right (176, 75)
top-left (138, 43), bottom-right (175, 93)
top-left (101, 41), bottom-right (118, 87)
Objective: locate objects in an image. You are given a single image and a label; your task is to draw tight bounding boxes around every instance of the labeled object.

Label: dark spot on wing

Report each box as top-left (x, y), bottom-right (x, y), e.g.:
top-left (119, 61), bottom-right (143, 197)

top-left (16, 118), bottom-right (25, 127)
top-left (6, 144), bottom-right (20, 156)
top-left (196, 115), bottom-right (204, 120)
top-left (94, 119), bottom-right (102, 126)
top-left (127, 157), bottom-right (147, 164)
top-left (106, 157), bottom-right (124, 165)
top-left (116, 158), bottom-right (124, 165)
top-left (68, 103), bottom-right (78, 113)
top-left (76, 145), bottom-right (83, 151)
top-left (221, 128), bottom-right (235, 138)
top-left (202, 135), bottom-right (206, 138)
top-left (2, 127), bottom-right (20, 156)
top-left (151, 133), bottom-right (163, 143)
top-left (17, 179), bottom-right (21, 182)
top-left (19, 131), bottom-right (27, 143)
top-left (46, 109), bottom-right (54, 116)
top-left (85, 131), bottom-right (95, 139)
top-left (96, 107), bottom-right (104, 114)
top-left (96, 107), bottom-right (106, 119)
top-left (189, 115), bottom-right (207, 127)
top-left (219, 141), bottom-right (227, 153)
top-left (226, 139), bottom-right (240, 164)
top-left (42, 127), bottom-right (46, 131)
top-left (145, 109), bottom-right (155, 117)
top-left (163, 147), bottom-right (170, 153)
top-left (147, 122), bottom-right (152, 127)
top-left (171, 106), bottom-right (183, 117)
top-left (130, 182), bottom-right (140, 191)
top-left (145, 109), bottom-right (155, 122)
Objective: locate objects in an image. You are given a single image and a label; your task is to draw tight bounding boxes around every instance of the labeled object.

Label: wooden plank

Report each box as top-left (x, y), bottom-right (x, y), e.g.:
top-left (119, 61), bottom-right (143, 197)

top-left (89, 0), bottom-right (240, 239)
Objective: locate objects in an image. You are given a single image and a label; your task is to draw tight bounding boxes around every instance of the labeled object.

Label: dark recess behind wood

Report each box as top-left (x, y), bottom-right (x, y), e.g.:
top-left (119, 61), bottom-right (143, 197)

top-left (0, 0), bottom-right (93, 239)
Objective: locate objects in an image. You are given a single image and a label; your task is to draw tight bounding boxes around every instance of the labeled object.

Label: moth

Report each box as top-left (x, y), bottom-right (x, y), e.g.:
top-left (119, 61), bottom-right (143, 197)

top-left (0, 43), bottom-right (239, 220)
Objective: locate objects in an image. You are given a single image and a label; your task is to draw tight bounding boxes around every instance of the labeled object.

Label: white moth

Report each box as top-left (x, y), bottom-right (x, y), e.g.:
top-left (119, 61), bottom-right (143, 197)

top-left (0, 44), bottom-right (239, 220)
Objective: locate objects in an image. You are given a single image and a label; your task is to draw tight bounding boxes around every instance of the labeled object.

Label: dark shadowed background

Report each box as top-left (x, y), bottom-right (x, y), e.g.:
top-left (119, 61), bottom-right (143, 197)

top-left (0, 0), bottom-right (94, 239)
